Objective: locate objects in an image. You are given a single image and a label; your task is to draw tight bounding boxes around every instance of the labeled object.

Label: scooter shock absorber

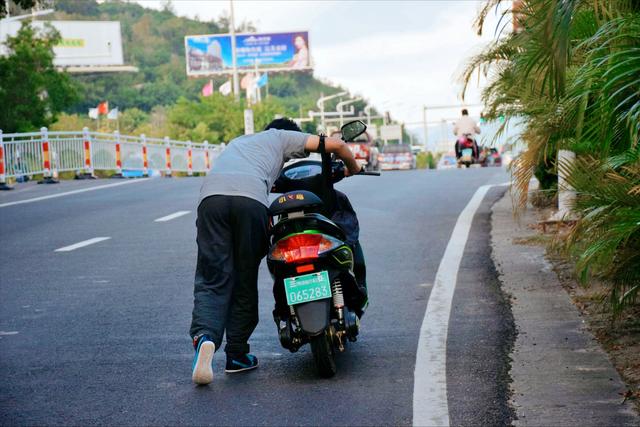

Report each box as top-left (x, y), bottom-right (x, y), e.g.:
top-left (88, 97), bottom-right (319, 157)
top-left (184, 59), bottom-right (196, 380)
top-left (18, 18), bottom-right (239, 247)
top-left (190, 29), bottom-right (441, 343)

top-left (332, 278), bottom-right (345, 309)
top-left (332, 278), bottom-right (345, 324)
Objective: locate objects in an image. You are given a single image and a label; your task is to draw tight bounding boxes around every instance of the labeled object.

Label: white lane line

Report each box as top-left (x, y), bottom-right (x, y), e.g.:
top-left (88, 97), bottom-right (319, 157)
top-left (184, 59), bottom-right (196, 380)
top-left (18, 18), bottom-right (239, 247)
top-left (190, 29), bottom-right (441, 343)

top-left (54, 237), bottom-right (111, 252)
top-left (0, 179), bottom-right (149, 208)
top-left (154, 210), bottom-right (191, 222)
top-left (0, 331), bottom-right (19, 336)
top-left (413, 184), bottom-right (497, 427)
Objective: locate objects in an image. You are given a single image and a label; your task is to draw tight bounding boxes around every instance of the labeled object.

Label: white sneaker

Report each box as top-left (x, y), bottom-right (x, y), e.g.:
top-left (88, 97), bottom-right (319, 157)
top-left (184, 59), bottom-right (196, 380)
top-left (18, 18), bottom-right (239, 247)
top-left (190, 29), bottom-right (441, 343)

top-left (192, 340), bottom-right (215, 385)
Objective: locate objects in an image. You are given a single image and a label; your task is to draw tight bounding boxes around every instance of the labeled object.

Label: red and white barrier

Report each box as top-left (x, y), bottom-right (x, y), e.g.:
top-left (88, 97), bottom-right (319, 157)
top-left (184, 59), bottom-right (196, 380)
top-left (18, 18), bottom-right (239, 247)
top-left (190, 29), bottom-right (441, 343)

top-left (187, 141), bottom-right (193, 176)
top-left (0, 127), bottom-right (223, 182)
top-left (114, 131), bottom-right (123, 177)
top-left (0, 130), bottom-right (11, 190)
top-left (141, 134), bottom-right (148, 177)
top-left (39, 127), bottom-right (58, 184)
top-left (83, 127), bottom-right (94, 176)
top-left (204, 140), bottom-right (210, 171)
top-left (164, 136), bottom-right (172, 177)
top-left (41, 127), bottom-right (51, 177)
top-left (76, 127), bottom-right (96, 179)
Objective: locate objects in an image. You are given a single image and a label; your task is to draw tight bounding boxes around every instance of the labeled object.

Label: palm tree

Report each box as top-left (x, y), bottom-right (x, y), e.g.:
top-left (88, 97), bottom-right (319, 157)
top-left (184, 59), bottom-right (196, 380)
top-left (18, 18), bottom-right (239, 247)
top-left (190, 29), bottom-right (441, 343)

top-left (462, 0), bottom-right (640, 311)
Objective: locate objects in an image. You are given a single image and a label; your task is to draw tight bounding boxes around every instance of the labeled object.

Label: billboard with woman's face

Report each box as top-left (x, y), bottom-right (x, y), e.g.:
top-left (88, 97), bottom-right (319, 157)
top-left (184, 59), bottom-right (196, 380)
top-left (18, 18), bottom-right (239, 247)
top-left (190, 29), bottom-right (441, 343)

top-left (185, 31), bottom-right (311, 76)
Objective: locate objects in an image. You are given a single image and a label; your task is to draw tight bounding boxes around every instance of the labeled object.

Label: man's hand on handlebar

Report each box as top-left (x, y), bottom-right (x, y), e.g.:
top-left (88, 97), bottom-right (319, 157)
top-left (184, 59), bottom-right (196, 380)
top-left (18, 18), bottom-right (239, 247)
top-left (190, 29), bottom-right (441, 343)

top-left (344, 165), bottom-right (364, 177)
top-left (305, 135), bottom-right (361, 176)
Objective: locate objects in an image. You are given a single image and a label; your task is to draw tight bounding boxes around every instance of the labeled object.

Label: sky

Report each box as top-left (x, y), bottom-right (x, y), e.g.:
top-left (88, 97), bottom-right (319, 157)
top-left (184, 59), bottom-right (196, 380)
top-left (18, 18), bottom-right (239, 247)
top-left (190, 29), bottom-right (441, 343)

top-left (137, 0), bottom-right (507, 142)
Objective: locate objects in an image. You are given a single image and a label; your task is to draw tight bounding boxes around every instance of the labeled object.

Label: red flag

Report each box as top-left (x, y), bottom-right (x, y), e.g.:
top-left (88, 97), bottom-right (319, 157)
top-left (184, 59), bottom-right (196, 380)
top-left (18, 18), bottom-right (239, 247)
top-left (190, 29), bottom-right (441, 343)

top-left (201, 80), bottom-right (213, 97)
top-left (97, 101), bottom-right (109, 115)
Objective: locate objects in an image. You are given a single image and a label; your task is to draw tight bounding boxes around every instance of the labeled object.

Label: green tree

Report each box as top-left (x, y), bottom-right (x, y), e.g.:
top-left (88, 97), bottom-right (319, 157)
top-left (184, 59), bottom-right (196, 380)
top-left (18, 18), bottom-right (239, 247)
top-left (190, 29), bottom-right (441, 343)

top-left (0, 23), bottom-right (79, 132)
top-left (166, 94), bottom-right (290, 143)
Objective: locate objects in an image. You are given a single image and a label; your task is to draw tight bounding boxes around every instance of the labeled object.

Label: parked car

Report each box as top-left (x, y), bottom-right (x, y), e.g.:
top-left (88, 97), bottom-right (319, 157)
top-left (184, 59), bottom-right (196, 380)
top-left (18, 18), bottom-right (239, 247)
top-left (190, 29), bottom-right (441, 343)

top-left (330, 130), bottom-right (379, 171)
top-left (437, 153), bottom-right (457, 170)
top-left (378, 144), bottom-right (415, 170)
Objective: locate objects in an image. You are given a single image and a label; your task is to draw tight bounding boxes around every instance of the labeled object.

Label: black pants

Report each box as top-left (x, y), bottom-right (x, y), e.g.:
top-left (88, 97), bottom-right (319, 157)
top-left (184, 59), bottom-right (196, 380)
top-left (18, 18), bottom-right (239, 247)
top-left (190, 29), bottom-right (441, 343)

top-left (189, 195), bottom-right (269, 355)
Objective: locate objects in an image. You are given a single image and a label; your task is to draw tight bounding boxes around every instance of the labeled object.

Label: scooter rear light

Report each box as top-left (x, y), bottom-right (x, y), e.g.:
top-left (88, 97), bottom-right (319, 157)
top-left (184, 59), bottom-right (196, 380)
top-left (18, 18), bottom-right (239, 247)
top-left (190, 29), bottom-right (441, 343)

top-left (296, 264), bottom-right (315, 273)
top-left (270, 233), bottom-right (341, 263)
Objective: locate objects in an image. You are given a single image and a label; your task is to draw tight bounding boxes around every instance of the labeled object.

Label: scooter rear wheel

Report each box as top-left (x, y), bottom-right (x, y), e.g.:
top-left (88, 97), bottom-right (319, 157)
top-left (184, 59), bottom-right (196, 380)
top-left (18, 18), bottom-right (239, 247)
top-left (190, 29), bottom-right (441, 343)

top-left (310, 330), bottom-right (337, 378)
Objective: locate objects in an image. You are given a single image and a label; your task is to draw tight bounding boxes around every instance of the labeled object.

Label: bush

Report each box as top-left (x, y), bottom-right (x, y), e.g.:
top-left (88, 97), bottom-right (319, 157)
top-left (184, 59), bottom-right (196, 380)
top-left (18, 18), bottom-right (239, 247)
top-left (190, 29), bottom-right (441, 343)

top-left (415, 152), bottom-right (437, 169)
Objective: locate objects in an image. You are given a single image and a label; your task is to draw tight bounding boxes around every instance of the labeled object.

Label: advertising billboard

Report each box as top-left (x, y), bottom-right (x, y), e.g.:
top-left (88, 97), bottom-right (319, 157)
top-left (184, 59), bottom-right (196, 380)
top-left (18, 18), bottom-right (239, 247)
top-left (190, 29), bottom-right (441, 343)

top-left (185, 31), bottom-right (311, 76)
top-left (0, 21), bottom-right (124, 66)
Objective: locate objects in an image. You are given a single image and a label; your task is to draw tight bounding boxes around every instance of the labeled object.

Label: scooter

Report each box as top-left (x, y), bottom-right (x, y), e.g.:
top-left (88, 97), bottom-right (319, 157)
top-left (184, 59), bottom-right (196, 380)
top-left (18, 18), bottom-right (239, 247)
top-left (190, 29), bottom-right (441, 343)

top-left (457, 133), bottom-right (477, 168)
top-left (267, 120), bottom-right (379, 377)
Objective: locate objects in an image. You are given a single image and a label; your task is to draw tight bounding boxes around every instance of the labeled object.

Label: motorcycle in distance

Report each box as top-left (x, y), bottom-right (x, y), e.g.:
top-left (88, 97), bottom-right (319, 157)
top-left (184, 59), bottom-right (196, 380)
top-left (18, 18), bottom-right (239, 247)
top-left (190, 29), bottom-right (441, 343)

top-left (457, 133), bottom-right (478, 168)
top-left (267, 120), bottom-right (379, 377)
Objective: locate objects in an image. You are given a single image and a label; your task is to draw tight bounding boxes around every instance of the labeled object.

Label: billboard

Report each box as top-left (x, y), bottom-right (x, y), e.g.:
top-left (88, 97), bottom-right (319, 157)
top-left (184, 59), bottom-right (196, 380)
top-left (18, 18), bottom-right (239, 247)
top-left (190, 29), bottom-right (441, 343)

top-left (0, 21), bottom-right (124, 66)
top-left (185, 31), bottom-right (311, 76)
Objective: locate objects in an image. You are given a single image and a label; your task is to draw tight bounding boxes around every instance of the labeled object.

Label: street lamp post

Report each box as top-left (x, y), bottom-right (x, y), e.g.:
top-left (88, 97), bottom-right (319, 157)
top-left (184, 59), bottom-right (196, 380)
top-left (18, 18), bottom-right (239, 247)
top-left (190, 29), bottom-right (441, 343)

top-left (316, 91), bottom-right (348, 131)
top-left (364, 104), bottom-right (373, 127)
top-left (229, 0), bottom-right (240, 102)
top-left (423, 105), bottom-right (428, 148)
top-left (336, 97), bottom-right (362, 127)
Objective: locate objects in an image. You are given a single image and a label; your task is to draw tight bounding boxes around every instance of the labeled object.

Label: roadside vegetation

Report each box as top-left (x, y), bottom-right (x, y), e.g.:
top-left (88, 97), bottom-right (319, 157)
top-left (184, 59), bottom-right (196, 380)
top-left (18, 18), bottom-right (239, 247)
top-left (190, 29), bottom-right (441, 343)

top-left (463, 0), bottom-right (639, 313)
top-left (415, 151), bottom-right (438, 169)
top-left (0, 24), bottom-right (79, 132)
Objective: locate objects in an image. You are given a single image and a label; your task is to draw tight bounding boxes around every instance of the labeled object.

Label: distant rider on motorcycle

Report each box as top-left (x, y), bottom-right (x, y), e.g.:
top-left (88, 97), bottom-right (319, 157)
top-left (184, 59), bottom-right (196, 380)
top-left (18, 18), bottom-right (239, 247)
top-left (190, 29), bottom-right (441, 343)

top-left (453, 109), bottom-right (481, 160)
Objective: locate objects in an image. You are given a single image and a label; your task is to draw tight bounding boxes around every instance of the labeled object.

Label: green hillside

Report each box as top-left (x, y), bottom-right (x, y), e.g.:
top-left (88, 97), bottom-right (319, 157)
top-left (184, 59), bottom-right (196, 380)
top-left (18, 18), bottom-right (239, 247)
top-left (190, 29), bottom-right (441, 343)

top-left (45, 0), bottom-right (370, 140)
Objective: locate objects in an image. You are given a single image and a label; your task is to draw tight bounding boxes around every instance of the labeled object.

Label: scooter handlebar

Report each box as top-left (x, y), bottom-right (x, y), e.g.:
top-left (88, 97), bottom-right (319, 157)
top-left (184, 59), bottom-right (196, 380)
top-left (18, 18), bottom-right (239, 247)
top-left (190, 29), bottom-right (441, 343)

top-left (331, 162), bottom-right (380, 181)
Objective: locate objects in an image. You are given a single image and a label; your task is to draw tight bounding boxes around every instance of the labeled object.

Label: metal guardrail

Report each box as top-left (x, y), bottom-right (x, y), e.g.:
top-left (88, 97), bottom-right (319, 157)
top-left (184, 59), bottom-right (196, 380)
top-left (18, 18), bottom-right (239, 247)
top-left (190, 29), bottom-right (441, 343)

top-left (0, 127), bottom-right (225, 185)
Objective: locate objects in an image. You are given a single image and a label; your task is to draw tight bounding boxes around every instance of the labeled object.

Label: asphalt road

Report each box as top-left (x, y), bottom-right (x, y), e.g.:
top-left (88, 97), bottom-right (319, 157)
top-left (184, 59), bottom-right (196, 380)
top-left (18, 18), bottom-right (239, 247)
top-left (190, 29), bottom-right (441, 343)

top-left (0, 167), bottom-right (510, 426)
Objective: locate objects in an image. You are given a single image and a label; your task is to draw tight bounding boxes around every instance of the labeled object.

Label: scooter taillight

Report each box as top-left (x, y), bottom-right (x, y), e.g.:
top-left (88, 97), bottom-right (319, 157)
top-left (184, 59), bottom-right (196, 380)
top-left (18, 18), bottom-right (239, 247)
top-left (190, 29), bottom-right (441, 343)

top-left (270, 233), bottom-right (341, 263)
top-left (459, 139), bottom-right (473, 148)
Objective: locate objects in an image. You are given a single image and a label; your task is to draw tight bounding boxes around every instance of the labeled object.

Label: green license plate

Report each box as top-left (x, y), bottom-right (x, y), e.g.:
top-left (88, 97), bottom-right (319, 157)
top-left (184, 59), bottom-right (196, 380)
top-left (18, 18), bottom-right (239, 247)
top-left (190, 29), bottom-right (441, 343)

top-left (284, 271), bottom-right (332, 306)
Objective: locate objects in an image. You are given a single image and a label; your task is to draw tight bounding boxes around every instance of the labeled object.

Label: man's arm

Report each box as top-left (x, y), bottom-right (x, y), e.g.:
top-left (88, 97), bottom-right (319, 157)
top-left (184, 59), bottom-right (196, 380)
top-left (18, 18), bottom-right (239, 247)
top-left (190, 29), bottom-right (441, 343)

top-left (304, 135), bottom-right (361, 176)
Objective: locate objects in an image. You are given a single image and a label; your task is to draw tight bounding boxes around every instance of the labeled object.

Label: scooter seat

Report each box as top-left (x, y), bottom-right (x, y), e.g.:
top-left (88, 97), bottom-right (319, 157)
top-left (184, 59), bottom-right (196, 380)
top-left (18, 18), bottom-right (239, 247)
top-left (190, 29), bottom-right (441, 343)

top-left (271, 213), bottom-right (346, 242)
top-left (269, 190), bottom-right (323, 216)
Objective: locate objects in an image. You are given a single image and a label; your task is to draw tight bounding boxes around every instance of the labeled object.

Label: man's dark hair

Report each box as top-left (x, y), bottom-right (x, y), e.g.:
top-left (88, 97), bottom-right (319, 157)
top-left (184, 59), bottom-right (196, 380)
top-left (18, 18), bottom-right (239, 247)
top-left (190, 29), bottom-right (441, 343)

top-left (265, 117), bottom-right (301, 132)
top-left (461, 109), bottom-right (469, 116)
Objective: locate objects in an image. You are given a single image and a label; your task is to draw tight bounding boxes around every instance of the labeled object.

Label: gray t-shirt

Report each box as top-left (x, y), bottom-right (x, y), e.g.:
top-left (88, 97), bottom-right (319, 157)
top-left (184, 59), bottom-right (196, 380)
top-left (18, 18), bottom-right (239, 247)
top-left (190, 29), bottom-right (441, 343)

top-left (199, 129), bottom-right (310, 207)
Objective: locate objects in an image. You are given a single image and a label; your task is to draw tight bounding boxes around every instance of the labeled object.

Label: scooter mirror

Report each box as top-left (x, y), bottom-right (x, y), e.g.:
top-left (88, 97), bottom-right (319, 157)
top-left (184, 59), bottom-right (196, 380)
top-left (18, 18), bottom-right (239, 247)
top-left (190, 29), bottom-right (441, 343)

top-left (340, 120), bottom-right (367, 142)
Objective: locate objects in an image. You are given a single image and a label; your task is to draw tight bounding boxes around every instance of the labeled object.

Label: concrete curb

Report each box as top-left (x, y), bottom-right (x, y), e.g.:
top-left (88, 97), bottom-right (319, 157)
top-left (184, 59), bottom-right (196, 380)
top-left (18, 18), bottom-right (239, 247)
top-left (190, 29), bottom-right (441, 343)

top-left (490, 191), bottom-right (638, 426)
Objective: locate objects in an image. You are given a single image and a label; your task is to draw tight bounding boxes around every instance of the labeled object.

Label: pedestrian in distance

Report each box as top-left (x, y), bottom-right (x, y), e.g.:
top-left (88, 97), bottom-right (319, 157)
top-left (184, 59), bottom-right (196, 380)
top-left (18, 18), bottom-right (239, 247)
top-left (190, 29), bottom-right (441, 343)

top-left (190, 117), bottom-right (362, 385)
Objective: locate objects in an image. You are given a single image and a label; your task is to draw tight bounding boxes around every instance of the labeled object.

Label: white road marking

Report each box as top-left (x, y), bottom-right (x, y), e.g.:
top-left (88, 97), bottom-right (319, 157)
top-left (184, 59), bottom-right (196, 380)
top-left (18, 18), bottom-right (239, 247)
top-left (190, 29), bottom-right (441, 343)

top-left (0, 179), bottom-right (149, 208)
top-left (413, 184), bottom-right (497, 427)
top-left (0, 331), bottom-right (19, 336)
top-left (54, 237), bottom-right (111, 252)
top-left (154, 210), bottom-right (191, 222)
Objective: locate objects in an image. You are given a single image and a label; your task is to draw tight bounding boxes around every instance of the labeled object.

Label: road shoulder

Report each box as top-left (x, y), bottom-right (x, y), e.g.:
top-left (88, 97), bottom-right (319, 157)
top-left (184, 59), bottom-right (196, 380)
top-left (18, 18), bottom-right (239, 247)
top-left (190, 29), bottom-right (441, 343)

top-left (491, 192), bottom-right (638, 426)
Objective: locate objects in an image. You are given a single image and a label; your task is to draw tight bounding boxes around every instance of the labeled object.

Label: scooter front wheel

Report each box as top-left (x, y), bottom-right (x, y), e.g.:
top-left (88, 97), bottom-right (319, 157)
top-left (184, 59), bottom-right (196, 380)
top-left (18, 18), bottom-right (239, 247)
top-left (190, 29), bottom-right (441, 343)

top-left (310, 330), bottom-right (337, 378)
